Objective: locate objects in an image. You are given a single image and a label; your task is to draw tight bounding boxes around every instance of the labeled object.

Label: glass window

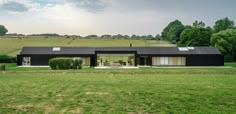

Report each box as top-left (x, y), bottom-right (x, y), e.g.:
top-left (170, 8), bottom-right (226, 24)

top-left (97, 54), bottom-right (135, 67)
top-left (169, 57), bottom-right (173, 65)
top-left (164, 57), bottom-right (169, 65)
top-left (153, 57), bottom-right (186, 66)
top-left (160, 57), bottom-right (165, 65)
top-left (23, 57), bottom-right (31, 66)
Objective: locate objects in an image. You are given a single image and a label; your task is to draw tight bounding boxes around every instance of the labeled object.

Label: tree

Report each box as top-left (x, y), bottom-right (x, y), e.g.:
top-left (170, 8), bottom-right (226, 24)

top-left (155, 34), bottom-right (161, 40)
top-left (213, 17), bottom-right (235, 33)
top-left (146, 35), bottom-right (154, 39)
top-left (211, 29), bottom-right (236, 61)
top-left (101, 34), bottom-right (112, 38)
top-left (178, 26), bottom-right (212, 46)
top-left (131, 34), bottom-right (137, 39)
top-left (112, 34), bottom-right (123, 39)
top-left (85, 35), bottom-right (98, 38)
top-left (0, 25), bottom-right (8, 36)
top-left (161, 20), bottom-right (185, 41)
top-left (193, 20), bottom-right (205, 28)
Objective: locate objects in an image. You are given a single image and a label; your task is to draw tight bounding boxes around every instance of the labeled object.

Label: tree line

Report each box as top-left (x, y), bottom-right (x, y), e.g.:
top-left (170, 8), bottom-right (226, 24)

top-left (0, 28), bottom-right (162, 40)
top-left (161, 17), bottom-right (236, 61)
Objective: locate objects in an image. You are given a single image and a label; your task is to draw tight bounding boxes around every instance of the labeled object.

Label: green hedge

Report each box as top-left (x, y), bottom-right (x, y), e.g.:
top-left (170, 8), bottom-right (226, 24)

top-left (0, 55), bottom-right (16, 63)
top-left (49, 58), bottom-right (83, 70)
top-left (0, 64), bottom-right (6, 71)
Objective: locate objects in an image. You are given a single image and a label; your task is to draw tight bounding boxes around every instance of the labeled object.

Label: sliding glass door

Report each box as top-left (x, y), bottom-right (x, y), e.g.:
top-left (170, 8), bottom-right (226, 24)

top-left (152, 57), bottom-right (186, 66)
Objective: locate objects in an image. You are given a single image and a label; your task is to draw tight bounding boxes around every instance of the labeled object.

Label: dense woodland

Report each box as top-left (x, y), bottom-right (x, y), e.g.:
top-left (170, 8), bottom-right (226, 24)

top-left (0, 17), bottom-right (236, 61)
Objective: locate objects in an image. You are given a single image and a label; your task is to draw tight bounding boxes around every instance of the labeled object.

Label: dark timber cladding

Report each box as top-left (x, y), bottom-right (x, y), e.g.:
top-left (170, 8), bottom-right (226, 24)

top-left (17, 47), bottom-right (224, 66)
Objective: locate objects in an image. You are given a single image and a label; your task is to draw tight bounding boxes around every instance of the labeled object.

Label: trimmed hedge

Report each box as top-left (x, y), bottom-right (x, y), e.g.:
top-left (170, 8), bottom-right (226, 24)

top-left (49, 58), bottom-right (83, 70)
top-left (0, 55), bottom-right (16, 63)
top-left (0, 64), bottom-right (6, 71)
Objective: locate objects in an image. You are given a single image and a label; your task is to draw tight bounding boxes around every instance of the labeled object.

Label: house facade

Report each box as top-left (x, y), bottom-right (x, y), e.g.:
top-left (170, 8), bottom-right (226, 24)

top-left (17, 47), bottom-right (224, 67)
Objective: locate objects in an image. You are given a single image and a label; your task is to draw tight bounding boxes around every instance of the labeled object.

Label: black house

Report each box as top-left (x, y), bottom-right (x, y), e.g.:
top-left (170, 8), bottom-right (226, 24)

top-left (17, 47), bottom-right (224, 67)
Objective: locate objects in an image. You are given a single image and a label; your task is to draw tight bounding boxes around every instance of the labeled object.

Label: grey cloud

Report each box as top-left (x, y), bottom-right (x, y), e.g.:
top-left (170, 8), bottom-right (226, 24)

top-left (1, 1), bottom-right (28, 12)
top-left (68, 0), bottom-right (106, 12)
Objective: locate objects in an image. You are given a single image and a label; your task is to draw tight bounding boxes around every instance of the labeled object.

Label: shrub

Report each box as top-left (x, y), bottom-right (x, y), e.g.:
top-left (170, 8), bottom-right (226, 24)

top-left (49, 58), bottom-right (74, 70)
top-left (0, 55), bottom-right (16, 63)
top-left (49, 58), bottom-right (83, 70)
top-left (73, 59), bottom-right (83, 69)
top-left (0, 64), bottom-right (6, 71)
top-left (224, 55), bottom-right (234, 62)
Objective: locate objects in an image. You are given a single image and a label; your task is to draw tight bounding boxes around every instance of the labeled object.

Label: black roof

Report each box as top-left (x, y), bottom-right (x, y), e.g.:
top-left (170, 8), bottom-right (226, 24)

top-left (19, 47), bottom-right (222, 55)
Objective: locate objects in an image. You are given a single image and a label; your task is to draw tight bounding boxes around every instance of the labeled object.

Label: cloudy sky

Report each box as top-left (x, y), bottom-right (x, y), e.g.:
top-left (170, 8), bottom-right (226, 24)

top-left (0, 0), bottom-right (236, 36)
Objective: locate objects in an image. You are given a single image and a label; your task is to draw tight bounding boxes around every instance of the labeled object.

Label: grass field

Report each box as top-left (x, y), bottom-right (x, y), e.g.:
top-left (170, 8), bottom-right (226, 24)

top-left (0, 37), bottom-right (175, 56)
top-left (0, 63), bottom-right (236, 113)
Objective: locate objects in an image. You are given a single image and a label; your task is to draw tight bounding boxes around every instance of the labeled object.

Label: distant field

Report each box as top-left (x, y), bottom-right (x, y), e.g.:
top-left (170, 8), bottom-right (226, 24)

top-left (0, 63), bottom-right (236, 113)
top-left (0, 37), bottom-right (175, 56)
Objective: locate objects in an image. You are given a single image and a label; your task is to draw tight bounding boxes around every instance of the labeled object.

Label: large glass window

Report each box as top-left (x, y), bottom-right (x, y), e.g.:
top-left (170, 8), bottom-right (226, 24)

top-left (97, 54), bottom-right (135, 67)
top-left (152, 57), bottom-right (186, 66)
top-left (22, 57), bottom-right (31, 66)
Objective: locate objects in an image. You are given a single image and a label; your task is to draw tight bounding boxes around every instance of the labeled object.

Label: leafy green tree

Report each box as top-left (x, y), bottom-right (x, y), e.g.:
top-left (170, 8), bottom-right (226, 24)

top-left (85, 35), bottom-right (98, 38)
top-left (155, 34), bottom-right (161, 40)
top-left (101, 34), bottom-right (112, 38)
top-left (131, 35), bottom-right (137, 39)
top-left (161, 20), bottom-right (185, 41)
top-left (213, 17), bottom-right (235, 33)
top-left (0, 25), bottom-right (8, 36)
top-left (178, 26), bottom-right (212, 46)
top-left (211, 29), bottom-right (236, 61)
top-left (193, 20), bottom-right (205, 28)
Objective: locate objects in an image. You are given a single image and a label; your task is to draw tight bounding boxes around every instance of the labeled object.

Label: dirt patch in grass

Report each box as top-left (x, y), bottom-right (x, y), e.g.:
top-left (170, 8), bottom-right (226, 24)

top-left (44, 107), bottom-right (55, 114)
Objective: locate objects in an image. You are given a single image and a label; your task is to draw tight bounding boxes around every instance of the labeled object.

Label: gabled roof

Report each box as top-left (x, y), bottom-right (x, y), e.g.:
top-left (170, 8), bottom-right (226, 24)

top-left (19, 47), bottom-right (222, 55)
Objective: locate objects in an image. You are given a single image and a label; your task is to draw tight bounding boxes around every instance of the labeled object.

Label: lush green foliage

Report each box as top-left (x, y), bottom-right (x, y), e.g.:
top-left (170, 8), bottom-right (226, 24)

top-left (49, 58), bottom-right (82, 70)
top-left (211, 29), bottom-right (236, 61)
top-left (0, 55), bottom-right (16, 63)
top-left (28, 33), bottom-right (60, 37)
top-left (0, 64), bottom-right (5, 71)
top-left (0, 64), bottom-right (236, 113)
top-left (161, 20), bottom-right (185, 41)
top-left (213, 17), bottom-right (235, 33)
top-left (73, 59), bottom-right (83, 69)
top-left (49, 58), bottom-right (74, 70)
top-left (0, 25), bottom-right (8, 36)
top-left (192, 20), bottom-right (206, 28)
top-left (178, 26), bottom-right (212, 46)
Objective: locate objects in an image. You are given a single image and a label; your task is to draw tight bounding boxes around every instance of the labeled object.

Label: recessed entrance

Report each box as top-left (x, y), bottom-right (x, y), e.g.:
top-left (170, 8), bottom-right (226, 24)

top-left (139, 56), bottom-right (148, 66)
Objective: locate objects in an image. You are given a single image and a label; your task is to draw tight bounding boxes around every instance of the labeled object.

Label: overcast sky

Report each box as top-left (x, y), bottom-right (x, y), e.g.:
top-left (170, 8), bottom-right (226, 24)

top-left (0, 0), bottom-right (236, 36)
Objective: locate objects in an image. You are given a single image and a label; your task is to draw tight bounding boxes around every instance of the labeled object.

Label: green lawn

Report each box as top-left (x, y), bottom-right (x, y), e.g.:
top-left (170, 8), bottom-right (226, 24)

top-left (0, 64), bottom-right (236, 113)
top-left (0, 37), bottom-right (175, 56)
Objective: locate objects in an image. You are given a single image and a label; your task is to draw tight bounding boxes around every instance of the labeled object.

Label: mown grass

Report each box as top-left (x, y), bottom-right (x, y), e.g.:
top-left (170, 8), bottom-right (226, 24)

top-left (0, 37), bottom-right (175, 56)
top-left (0, 64), bottom-right (236, 113)
top-left (225, 62), bottom-right (236, 68)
